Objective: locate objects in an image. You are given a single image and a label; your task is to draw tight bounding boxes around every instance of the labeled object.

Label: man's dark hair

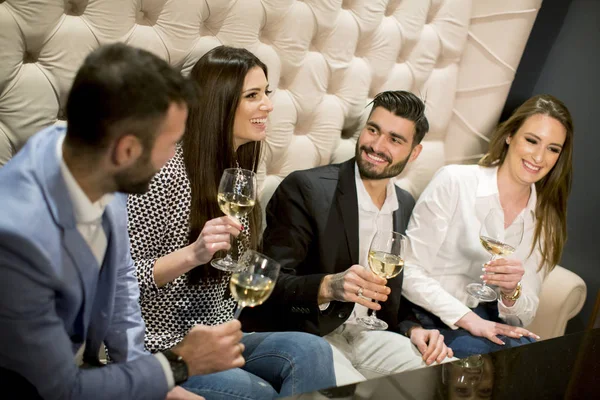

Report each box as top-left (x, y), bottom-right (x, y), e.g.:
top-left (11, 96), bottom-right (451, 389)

top-left (368, 91), bottom-right (429, 145)
top-left (65, 43), bottom-right (196, 150)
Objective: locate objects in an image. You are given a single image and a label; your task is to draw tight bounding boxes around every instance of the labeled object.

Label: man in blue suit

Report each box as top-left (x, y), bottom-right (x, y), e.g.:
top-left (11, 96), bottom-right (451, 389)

top-left (0, 44), bottom-right (248, 400)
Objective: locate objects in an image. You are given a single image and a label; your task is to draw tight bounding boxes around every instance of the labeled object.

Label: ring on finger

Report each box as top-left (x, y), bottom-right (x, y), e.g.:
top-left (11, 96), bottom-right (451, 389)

top-left (356, 287), bottom-right (364, 297)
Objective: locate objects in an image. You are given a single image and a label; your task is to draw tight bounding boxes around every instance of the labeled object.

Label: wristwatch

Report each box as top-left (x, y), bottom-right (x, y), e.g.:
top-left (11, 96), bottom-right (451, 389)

top-left (501, 281), bottom-right (522, 302)
top-left (163, 349), bottom-right (189, 385)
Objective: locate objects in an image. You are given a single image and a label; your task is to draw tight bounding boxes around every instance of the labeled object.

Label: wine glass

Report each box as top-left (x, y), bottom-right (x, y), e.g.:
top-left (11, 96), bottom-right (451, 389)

top-left (466, 208), bottom-right (524, 302)
top-left (211, 168), bottom-right (257, 272)
top-left (356, 230), bottom-right (406, 330)
top-left (229, 250), bottom-right (280, 319)
top-left (443, 355), bottom-right (484, 390)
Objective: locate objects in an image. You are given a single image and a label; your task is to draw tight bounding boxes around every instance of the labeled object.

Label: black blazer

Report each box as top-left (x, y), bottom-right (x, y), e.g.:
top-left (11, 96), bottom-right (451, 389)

top-left (242, 159), bottom-right (420, 336)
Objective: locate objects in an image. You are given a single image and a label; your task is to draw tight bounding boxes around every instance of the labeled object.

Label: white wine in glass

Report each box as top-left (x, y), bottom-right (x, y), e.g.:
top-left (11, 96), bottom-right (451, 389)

top-left (230, 250), bottom-right (280, 319)
top-left (217, 193), bottom-right (256, 219)
top-left (211, 168), bottom-right (257, 272)
top-left (368, 250), bottom-right (404, 279)
top-left (356, 231), bottom-right (406, 330)
top-left (466, 208), bottom-right (524, 302)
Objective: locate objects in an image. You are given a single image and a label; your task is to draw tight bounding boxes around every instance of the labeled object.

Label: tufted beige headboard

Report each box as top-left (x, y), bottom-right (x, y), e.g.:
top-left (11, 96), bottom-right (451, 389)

top-left (0, 0), bottom-right (542, 203)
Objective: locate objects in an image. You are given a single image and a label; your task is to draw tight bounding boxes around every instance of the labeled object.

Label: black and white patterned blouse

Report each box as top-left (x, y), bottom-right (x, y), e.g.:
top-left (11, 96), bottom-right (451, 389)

top-left (127, 145), bottom-right (244, 352)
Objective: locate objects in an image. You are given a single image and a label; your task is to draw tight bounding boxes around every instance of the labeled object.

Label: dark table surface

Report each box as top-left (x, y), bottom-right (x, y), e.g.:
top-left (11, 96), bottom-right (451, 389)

top-left (293, 328), bottom-right (600, 400)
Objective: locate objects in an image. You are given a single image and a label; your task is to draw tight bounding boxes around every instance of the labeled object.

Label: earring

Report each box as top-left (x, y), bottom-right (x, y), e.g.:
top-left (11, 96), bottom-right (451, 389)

top-left (506, 138), bottom-right (511, 145)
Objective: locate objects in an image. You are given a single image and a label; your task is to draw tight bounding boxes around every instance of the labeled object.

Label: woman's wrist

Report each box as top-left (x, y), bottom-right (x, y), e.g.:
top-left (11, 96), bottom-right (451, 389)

top-left (501, 282), bottom-right (522, 300)
top-left (180, 245), bottom-right (199, 271)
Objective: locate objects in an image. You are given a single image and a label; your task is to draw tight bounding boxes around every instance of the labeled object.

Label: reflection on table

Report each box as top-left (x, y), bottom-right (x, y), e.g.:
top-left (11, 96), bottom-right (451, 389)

top-left (291, 328), bottom-right (600, 400)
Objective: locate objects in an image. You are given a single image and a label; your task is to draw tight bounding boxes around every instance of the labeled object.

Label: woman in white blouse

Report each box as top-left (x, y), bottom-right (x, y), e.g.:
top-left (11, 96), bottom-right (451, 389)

top-left (402, 94), bottom-right (574, 357)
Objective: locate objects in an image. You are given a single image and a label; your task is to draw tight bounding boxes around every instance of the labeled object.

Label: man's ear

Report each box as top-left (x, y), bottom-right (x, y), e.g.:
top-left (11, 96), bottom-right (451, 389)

top-left (409, 143), bottom-right (423, 162)
top-left (111, 134), bottom-right (143, 168)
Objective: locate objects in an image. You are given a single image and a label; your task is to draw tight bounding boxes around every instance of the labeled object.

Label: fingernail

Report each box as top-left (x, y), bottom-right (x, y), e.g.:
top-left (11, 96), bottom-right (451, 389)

top-left (479, 275), bottom-right (485, 279)
top-left (482, 267), bottom-right (487, 272)
top-left (500, 341), bottom-right (505, 345)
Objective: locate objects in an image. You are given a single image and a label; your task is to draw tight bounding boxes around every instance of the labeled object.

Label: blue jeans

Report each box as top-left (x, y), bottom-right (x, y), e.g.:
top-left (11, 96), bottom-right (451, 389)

top-left (412, 302), bottom-right (535, 359)
top-left (181, 331), bottom-right (335, 399)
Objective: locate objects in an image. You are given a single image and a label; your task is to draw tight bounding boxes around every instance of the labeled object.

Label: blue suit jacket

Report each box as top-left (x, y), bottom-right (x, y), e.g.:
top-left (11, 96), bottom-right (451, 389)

top-left (0, 127), bottom-right (168, 399)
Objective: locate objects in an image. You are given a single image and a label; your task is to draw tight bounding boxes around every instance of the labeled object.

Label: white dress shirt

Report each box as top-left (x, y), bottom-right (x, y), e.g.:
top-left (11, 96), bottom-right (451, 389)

top-left (403, 164), bottom-right (545, 329)
top-left (57, 135), bottom-right (174, 389)
top-left (58, 136), bottom-right (112, 267)
top-left (343, 164), bottom-right (398, 325)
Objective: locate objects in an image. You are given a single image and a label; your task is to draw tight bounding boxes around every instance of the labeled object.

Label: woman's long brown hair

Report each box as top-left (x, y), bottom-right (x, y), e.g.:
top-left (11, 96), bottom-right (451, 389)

top-left (184, 46), bottom-right (266, 283)
top-left (479, 94), bottom-right (574, 272)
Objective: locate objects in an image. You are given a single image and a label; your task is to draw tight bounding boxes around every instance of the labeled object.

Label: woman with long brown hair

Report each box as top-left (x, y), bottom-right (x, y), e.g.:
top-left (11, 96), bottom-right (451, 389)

top-left (126, 45), bottom-right (335, 398)
top-left (401, 94), bottom-right (574, 358)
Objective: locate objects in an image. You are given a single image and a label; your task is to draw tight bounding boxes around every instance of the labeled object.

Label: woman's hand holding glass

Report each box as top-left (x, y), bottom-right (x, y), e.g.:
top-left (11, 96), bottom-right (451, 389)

top-left (482, 257), bottom-right (525, 303)
top-left (211, 168), bottom-right (257, 272)
top-left (466, 208), bottom-right (524, 302)
top-left (187, 216), bottom-right (243, 267)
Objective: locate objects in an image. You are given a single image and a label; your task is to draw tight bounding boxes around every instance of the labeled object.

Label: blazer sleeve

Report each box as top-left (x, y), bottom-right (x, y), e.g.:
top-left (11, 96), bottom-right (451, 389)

top-left (0, 237), bottom-right (169, 400)
top-left (263, 172), bottom-right (328, 307)
top-left (103, 196), bottom-right (150, 363)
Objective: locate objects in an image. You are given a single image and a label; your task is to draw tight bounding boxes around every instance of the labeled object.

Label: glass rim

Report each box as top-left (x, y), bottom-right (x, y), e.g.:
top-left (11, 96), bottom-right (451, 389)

top-left (223, 167), bottom-right (256, 176)
top-left (238, 249), bottom-right (280, 269)
top-left (375, 230), bottom-right (407, 240)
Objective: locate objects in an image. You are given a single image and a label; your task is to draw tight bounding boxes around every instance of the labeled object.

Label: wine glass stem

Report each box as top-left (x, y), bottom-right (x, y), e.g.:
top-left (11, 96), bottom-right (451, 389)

top-left (233, 303), bottom-right (244, 319)
top-left (481, 255), bottom-right (496, 289)
top-left (224, 233), bottom-right (235, 262)
top-left (372, 300), bottom-right (380, 319)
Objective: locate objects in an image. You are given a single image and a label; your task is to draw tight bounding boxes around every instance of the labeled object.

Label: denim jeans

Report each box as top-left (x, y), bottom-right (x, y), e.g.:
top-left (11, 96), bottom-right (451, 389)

top-left (412, 302), bottom-right (535, 359)
top-left (181, 331), bottom-right (335, 399)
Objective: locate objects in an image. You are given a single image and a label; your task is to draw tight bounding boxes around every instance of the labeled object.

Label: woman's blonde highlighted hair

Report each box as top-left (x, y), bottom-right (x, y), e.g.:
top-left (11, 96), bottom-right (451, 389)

top-left (479, 94), bottom-right (574, 272)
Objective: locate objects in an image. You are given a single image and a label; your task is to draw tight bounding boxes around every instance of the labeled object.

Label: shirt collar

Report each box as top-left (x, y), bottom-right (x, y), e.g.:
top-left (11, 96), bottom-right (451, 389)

top-left (476, 165), bottom-right (537, 219)
top-left (57, 134), bottom-right (114, 224)
top-left (354, 162), bottom-right (399, 214)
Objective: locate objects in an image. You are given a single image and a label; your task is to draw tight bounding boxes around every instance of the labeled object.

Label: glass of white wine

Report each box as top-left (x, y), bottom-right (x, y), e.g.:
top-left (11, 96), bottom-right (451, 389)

top-left (466, 208), bottom-right (524, 302)
top-left (230, 250), bottom-right (280, 319)
top-left (211, 168), bottom-right (256, 272)
top-left (356, 230), bottom-right (406, 330)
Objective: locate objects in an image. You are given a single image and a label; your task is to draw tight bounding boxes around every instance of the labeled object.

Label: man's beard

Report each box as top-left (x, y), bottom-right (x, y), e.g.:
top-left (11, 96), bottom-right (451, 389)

top-left (355, 143), bottom-right (410, 180)
top-left (114, 155), bottom-right (158, 194)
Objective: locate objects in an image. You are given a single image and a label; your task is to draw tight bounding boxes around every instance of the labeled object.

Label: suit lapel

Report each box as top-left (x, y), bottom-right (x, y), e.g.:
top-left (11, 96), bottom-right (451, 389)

top-left (38, 130), bottom-right (100, 340)
top-left (335, 160), bottom-right (359, 265)
top-left (392, 186), bottom-right (404, 233)
top-left (85, 208), bottom-right (118, 360)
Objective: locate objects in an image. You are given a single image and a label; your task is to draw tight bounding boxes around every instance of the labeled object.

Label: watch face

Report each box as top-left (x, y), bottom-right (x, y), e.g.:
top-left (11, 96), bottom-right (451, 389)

top-left (171, 362), bottom-right (188, 384)
top-left (164, 350), bottom-right (188, 384)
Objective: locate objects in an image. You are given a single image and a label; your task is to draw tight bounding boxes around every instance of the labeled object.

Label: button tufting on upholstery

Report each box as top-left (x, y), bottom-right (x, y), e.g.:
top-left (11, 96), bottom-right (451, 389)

top-left (385, 0), bottom-right (401, 17)
top-left (136, 10), bottom-right (157, 26)
top-left (64, 0), bottom-right (88, 17)
top-left (23, 51), bottom-right (37, 64)
top-left (0, 0), bottom-right (546, 206)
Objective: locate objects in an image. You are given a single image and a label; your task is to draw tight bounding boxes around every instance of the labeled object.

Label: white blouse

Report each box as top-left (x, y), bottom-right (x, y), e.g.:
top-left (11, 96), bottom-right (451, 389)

top-left (402, 164), bottom-right (546, 329)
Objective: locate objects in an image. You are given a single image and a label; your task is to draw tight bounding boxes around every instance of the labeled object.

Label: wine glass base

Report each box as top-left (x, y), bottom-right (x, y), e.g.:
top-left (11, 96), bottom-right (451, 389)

top-left (211, 258), bottom-right (245, 273)
top-left (356, 316), bottom-right (388, 331)
top-left (466, 283), bottom-right (497, 302)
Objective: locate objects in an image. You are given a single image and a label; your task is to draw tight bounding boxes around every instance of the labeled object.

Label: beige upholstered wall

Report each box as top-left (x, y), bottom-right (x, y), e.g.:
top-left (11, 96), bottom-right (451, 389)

top-left (0, 0), bottom-right (542, 203)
